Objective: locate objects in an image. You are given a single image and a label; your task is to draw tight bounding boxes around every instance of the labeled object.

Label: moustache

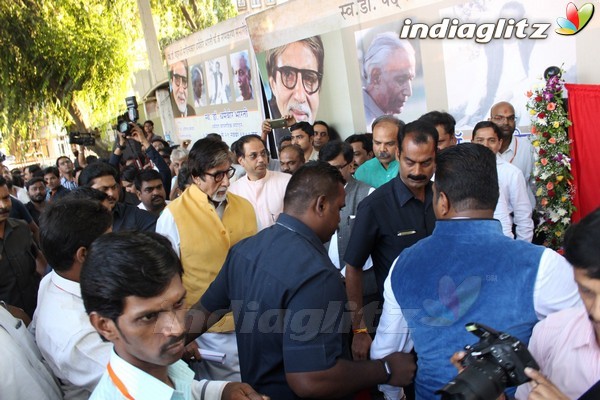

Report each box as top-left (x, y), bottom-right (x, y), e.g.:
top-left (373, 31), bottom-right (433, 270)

top-left (151, 195), bottom-right (165, 202)
top-left (160, 333), bottom-right (186, 352)
top-left (378, 151), bottom-right (392, 159)
top-left (287, 102), bottom-right (311, 119)
top-left (0, 208), bottom-right (9, 214)
top-left (407, 174), bottom-right (428, 181)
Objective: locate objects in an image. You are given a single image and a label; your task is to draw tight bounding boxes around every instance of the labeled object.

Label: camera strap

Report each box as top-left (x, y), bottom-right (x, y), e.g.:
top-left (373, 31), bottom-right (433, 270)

top-left (578, 379), bottom-right (600, 400)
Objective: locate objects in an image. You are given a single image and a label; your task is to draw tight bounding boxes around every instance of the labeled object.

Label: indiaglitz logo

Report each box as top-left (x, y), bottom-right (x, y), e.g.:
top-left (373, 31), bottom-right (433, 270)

top-left (555, 2), bottom-right (595, 35)
top-left (420, 276), bottom-right (482, 327)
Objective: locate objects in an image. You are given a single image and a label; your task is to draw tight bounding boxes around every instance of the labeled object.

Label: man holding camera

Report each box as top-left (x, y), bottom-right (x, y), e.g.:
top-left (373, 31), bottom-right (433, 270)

top-left (370, 144), bottom-right (580, 399)
top-left (512, 208), bottom-right (600, 400)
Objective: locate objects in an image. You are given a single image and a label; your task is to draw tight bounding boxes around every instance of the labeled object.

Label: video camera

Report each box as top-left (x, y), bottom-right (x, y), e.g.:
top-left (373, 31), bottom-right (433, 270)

top-left (69, 132), bottom-right (96, 146)
top-left (437, 322), bottom-right (539, 400)
top-left (117, 96), bottom-right (140, 137)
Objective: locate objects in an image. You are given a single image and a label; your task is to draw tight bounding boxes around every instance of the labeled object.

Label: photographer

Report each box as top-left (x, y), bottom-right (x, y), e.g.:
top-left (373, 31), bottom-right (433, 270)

top-left (109, 124), bottom-right (171, 198)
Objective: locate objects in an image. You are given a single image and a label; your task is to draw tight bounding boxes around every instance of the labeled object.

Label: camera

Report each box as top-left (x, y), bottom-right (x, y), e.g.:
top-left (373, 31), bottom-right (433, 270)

top-left (437, 322), bottom-right (539, 400)
top-left (117, 96), bottom-right (140, 136)
top-left (69, 132), bottom-right (96, 146)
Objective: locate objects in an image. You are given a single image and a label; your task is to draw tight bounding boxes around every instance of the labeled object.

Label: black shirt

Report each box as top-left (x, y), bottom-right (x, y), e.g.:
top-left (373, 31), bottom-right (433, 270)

top-left (9, 197), bottom-right (33, 224)
top-left (25, 202), bottom-right (42, 227)
top-left (201, 213), bottom-right (350, 400)
top-left (0, 218), bottom-right (39, 317)
top-left (344, 176), bottom-right (436, 296)
top-left (112, 202), bottom-right (157, 232)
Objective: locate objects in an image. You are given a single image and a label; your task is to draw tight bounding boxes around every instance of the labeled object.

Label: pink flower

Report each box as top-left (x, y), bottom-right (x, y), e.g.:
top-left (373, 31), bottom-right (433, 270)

top-left (541, 158), bottom-right (548, 166)
top-left (547, 102), bottom-right (556, 111)
top-left (547, 182), bottom-right (554, 190)
top-left (549, 137), bottom-right (557, 144)
top-left (526, 90), bottom-right (533, 98)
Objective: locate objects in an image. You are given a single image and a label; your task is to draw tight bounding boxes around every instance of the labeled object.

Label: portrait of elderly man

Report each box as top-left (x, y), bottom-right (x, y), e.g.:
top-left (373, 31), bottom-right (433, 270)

top-left (191, 64), bottom-right (206, 108)
top-left (170, 59), bottom-right (196, 118)
top-left (231, 51), bottom-right (253, 102)
top-left (361, 32), bottom-right (415, 130)
top-left (266, 35), bottom-right (324, 126)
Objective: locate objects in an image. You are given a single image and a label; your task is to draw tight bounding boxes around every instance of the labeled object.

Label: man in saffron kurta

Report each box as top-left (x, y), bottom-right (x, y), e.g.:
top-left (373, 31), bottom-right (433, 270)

top-left (157, 138), bottom-right (257, 382)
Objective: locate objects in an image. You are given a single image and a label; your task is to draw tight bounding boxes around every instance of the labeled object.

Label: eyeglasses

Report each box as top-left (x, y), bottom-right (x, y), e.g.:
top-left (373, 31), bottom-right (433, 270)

top-left (276, 66), bottom-right (323, 95)
top-left (203, 166), bottom-right (236, 183)
top-left (491, 115), bottom-right (516, 123)
top-left (173, 73), bottom-right (188, 89)
top-left (331, 161), bottom-right (350, 171)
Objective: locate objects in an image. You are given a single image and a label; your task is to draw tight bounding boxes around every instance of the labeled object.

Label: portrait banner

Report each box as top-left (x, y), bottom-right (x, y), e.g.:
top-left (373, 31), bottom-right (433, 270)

top-left (245, 0), bottom-right (591, 144)
top-left (164, 14), bottom-right (264, 147)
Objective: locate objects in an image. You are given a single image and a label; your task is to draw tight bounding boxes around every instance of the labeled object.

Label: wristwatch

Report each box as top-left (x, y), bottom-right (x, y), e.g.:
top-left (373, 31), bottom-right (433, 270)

top-left (117, 144), bottom-right (126, 151)
top-left (380, 359), bottom-right (392, 383)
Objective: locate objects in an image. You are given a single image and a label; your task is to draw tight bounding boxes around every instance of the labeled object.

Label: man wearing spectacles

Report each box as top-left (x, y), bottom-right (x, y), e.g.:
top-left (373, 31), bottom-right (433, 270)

top-left (229, 135), bottom-right (290, 231)
top-left (170, 59), bottom-right (196, 118)
top-left (265, 36), bottom-right (324, 142)
top-left (156, 137), bottom-right (257, 382)
top-left (489, 101), bottom-right (535, 208)
top-left (362, 32), bottom-right (416, 132)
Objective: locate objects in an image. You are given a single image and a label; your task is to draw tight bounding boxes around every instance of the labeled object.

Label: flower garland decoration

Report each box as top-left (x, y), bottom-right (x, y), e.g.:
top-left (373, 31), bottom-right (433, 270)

top-left (526, 67), bottom-right (574, 251)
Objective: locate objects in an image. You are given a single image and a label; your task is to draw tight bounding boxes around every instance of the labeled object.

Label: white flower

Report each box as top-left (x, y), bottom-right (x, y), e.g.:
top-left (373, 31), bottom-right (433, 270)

top-left (537, 118), bottom-right (547, 126)
top-left (557, 209), bottom-right (567, 217)
top-left (562, 217), bottom-right (570, 225)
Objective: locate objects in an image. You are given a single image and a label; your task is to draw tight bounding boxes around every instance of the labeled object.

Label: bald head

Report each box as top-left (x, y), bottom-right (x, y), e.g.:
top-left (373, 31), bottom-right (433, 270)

top-left (489, 101), bottom-right (516, 153)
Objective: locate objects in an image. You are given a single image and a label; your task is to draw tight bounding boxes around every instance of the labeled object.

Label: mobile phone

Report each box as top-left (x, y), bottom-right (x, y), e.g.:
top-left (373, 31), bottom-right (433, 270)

top-left (270, 118), bottom-right (288, 129)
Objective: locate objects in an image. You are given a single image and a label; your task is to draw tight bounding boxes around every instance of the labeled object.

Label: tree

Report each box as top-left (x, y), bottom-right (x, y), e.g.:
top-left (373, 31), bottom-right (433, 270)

top-left (0, 0), bottom-right (140, 161)
top-left (151, 0), bottom-right (237, 48)
top-left (0, 0), bottom-right (237, 162)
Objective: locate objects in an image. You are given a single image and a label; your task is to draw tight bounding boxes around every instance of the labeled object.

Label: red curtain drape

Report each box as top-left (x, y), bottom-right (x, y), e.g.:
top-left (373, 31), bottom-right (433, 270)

top-left (565, 84), bottom-right (600, 223)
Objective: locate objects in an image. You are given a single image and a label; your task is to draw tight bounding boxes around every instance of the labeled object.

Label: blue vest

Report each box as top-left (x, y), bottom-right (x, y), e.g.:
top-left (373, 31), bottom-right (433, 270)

top-left (391, 219), bottom-right (544, 399)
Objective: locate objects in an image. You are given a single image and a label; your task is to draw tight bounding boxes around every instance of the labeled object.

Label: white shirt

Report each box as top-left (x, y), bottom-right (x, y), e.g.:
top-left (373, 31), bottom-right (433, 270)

top-left (494, 186), bottom-right (514, 239)
top-left (499, 135), bottom-right (536, 208)
top-left (157, 207), bottom-right (182, 257)
top-left (15, 186), bottom-right (31, 204)
top-left (91, 349), bottom-right (228, 400)
top-left (229, 170), bottom-right (290, 231)
top-left (371, 248), bottom-right (581, 399)
top-left (0, 306), bottom-right (62, 400)
top-left (30, 271), bottom-right (112, 400)
top-left (327, 186), bottom-right (376, 274)
top-left (497, 157), bottom-right (534, 242)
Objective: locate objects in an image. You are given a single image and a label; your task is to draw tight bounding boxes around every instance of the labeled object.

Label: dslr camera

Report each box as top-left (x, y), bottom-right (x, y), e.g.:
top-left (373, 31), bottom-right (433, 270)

top-left (117, 96), bottom-right (140, 137)
top-left (437, 322), bottom-right (539, 400)
top-left (69, 132), bottom-right (96, 146)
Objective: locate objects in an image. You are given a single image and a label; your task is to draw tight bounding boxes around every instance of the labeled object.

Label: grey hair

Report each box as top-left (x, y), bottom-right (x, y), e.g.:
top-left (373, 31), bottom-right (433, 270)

top-left (363, 32), bottom-right (414, 83)
top-left (170, 148), bottom-right (189, 163)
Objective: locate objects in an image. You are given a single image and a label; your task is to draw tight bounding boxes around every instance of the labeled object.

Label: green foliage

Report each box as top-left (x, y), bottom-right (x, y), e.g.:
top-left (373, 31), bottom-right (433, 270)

top-left (526, 70), bottom-right (575, 251)
top-left (152, 0), bottom-right (237, 48)
top-left (0, 0), bottom-right (237, 161)
top-left (0, 0), bottom-right (140, 160)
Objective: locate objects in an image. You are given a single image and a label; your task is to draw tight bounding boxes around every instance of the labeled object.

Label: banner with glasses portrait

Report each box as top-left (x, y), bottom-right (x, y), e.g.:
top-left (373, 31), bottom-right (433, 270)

top-left (164, 14), bottom-right (264, 147)
top-left (245, 0), bottom-right (587, 142)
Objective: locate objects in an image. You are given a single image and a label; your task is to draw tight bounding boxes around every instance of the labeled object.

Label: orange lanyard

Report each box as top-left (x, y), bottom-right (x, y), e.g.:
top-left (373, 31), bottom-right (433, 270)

top-left (508, 137), bottom-right (518, 164)
top-left (107, 362), bottom-right (136, 400)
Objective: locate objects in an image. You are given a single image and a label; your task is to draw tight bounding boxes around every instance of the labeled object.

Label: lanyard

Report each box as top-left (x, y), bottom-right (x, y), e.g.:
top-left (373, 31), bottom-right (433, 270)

top-left (107, 362), bottom-right (136, 400)
top-left (508, 137), bottom-right (518, 164)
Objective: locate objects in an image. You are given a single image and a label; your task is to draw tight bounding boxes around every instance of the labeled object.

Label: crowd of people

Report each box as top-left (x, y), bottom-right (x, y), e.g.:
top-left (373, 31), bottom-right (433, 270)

top-left (0, 100), bottom-right (598, 400)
